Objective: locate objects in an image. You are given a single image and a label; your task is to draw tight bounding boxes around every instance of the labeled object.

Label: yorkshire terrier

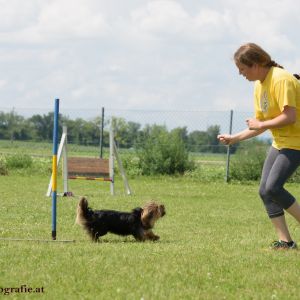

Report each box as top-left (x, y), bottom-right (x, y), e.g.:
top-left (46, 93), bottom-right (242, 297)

top-left (76, 197), bottom-right (166, 242)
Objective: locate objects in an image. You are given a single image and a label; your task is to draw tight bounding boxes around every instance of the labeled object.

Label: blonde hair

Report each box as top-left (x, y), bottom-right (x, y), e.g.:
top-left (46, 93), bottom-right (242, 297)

top-left (234, 43), bottom-right (283, 69)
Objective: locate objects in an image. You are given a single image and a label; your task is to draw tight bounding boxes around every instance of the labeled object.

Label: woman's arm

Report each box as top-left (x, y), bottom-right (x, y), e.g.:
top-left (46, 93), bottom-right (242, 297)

top-left (218, 128), bottom-right (266, 145)
top-left (218, 105), bottom-right (296, 145)
top-left (246, 106), bottom-right (296, 130)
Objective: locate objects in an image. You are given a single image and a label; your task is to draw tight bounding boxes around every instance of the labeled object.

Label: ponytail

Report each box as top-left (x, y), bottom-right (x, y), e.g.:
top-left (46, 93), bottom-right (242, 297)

top-left (267, 63), bottom-right (300, 80)
top-left (265, 60), bottom-right (284, 69)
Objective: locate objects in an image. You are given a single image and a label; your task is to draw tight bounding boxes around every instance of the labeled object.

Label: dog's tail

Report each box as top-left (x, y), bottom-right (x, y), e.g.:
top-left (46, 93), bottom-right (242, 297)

top-left (76, 197), bottom-right (91, 226)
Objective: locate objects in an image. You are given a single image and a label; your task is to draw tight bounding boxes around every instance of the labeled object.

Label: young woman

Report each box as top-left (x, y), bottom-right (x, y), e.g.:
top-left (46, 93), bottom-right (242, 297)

top-left (218, 43), bottom-right (300, 249)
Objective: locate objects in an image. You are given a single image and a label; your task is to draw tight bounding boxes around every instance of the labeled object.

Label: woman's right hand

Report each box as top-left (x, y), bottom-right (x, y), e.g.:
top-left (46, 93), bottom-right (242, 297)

top-left (217, 134), bottom-right (234, 145)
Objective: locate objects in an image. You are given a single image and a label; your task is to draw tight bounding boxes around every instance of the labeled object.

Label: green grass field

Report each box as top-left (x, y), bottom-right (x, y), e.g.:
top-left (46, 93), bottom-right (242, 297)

top-left (1, 170), bottom-right (300, 299)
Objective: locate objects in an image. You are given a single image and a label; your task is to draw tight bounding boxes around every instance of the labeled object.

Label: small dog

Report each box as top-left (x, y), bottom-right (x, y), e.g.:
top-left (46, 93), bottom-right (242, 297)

top-left (76, 197), bottom-right (166, 242)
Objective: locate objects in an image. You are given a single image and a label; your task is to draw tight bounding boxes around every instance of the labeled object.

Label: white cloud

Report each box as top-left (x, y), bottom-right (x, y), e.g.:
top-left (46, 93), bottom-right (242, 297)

top-left (130, 1), bottom-right (233, 43)
top-left (131, 1), bottom-right (189, 35)
top-left (37, 0), bottom-right (110, 39)
top-left (0, 0), bottom-right (110, 43)
top-left (222, 0), bottom-right (300, 51)
top-left (0, 0), bottom-right (300, 117)
top-left (0, 79), bottom-right (7, 89)
top-left (0, 0), bottom-right (42, 31)
top-left (191, 9), bottom-right (233, 41)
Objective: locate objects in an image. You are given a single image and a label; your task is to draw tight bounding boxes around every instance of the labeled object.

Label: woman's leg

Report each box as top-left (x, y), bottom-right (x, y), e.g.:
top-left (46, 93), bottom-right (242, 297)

top-left (259, 147), bottom-right (300, 242)
top-left (286, 201), bottom-right (300, 223)
top-left (259, 147), bottom-right (285, 218)
top-left (264, 149), bottom-right (300, 210)
top-left (270, 215), bottom-right (292, 242)
top-left (271, 200), bottom-right (300, 242)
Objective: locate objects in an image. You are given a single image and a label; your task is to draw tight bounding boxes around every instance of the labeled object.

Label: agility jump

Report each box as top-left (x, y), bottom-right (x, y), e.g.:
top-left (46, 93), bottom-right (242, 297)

top-left (46, 112), bottom-right (132, 197)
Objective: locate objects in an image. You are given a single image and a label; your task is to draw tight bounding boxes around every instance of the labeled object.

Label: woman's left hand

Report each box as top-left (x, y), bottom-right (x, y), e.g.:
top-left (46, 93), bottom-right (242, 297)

top-left (246, 118), bottom-right (263, 130)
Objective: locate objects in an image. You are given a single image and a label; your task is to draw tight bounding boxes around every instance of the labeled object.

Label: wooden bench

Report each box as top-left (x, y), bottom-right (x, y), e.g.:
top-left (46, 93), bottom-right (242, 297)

top-left (67, 157), bottom-right (111, 180)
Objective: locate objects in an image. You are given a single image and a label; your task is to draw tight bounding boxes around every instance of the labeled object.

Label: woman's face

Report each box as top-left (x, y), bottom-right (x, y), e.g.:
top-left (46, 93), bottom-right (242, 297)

top-left (235, 61), bottom-right (258, 81)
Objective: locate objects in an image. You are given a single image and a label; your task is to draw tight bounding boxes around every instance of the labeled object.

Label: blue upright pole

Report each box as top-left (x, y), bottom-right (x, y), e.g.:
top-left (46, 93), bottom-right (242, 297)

top-left (52, 98), bottom-right (59, 240)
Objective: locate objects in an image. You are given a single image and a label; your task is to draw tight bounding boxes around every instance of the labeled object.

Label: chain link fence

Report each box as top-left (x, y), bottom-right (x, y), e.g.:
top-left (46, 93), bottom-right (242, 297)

top-left (0, 106), bottom-right (272, 151)
top-left (0, 106), bottom-right (273, 183)
top-left (0, 105), bottom-right (264, 134)
top-left (105, 107), bottom-right (271, 137)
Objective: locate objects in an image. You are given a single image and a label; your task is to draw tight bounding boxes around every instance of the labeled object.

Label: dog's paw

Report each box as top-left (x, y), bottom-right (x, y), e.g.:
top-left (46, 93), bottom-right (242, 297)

top-left (152, 235), bottom-right (160, 241)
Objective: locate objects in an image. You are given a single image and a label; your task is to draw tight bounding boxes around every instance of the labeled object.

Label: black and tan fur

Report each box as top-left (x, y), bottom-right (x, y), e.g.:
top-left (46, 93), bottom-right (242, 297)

top-left (76, 197), bottom-right (165, 242)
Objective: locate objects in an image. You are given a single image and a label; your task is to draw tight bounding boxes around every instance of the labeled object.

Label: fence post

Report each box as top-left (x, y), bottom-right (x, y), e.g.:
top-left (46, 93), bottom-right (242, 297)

top-left (109, 118), bottom-right (115, 195)
top-left (225, 110), bottom-right (233, 183)
top-left (99, 107), bottom-right (105, 158)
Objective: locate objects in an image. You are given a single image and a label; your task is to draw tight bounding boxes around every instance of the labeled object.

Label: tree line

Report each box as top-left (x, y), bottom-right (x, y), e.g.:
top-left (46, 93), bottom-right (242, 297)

top-left (0, 110), bottom-right (234, 153)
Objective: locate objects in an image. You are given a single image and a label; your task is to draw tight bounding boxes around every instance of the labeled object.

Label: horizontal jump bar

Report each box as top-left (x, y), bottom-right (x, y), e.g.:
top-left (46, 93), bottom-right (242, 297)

top-left (68, 176), bottom-right (113, 182)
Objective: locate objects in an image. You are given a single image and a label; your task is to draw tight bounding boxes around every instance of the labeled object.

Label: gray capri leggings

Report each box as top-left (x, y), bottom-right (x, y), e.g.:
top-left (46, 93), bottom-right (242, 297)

top-left (259, 146), bottom-right (300, 218)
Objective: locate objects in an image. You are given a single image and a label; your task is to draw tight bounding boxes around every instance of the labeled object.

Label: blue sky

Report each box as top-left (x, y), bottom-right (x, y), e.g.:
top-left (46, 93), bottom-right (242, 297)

top-left (0, 0), bottom-right (300, 116)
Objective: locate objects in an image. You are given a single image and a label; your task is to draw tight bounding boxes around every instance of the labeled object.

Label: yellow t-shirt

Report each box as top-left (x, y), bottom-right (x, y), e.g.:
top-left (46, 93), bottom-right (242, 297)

top-left (254, 67), bottom-right (300, 150)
